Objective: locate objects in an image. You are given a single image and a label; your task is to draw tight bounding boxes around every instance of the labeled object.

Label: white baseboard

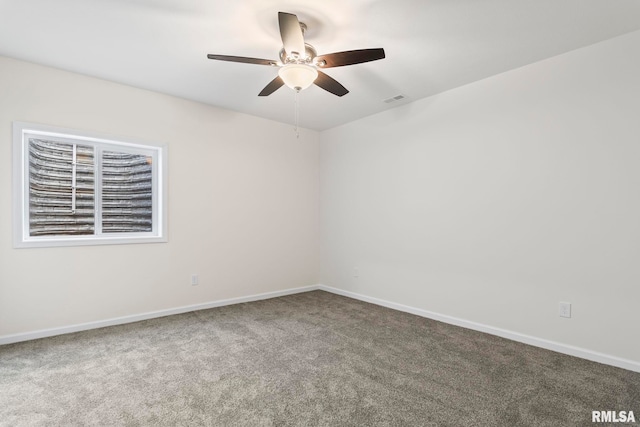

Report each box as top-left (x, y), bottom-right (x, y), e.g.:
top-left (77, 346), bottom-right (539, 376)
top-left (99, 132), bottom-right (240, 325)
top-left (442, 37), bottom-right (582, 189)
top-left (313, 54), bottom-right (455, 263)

top-left (3, 283), bottom-right (638, 373)
top-left (0, 285), bottom-right (320, 346)
top-left (318, 285), bottom-right (640, 373)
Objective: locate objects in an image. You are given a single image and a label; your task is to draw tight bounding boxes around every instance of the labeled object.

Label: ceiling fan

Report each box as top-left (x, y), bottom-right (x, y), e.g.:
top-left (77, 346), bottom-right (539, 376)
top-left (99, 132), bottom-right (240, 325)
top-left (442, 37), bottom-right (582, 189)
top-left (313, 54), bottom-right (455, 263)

top-left (207, 12), bottom-right (385, 97)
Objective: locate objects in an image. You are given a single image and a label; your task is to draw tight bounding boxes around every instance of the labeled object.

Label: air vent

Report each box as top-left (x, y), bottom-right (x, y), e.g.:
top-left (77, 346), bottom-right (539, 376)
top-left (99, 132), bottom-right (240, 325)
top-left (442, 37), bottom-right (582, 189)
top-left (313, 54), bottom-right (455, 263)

top-left (383, 94), bottom-right (406, 104)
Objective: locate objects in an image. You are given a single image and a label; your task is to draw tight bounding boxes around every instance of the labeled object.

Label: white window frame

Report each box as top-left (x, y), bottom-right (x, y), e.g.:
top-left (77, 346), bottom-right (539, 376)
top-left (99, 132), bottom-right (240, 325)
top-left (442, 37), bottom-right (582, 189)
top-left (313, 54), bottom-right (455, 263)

top-left (13, 122), bottom-right (168, 248)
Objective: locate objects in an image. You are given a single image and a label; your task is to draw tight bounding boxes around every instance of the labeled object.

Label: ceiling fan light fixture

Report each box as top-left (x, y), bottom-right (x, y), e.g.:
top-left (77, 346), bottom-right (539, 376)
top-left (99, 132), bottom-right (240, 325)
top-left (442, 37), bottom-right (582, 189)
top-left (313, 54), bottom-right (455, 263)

top-left (278, 63), bottom-right (318, 91)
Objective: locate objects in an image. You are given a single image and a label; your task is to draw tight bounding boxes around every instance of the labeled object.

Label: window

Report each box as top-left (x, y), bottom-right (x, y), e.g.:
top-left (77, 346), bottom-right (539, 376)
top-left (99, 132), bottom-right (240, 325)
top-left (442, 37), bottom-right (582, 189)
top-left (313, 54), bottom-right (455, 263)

top-left (13, 122), bottom-right (167, 248)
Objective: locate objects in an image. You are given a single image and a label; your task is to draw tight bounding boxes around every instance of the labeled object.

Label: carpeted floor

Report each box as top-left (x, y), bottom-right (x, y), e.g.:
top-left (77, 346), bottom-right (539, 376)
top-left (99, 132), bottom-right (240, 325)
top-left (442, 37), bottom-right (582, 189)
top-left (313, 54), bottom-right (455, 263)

top-left (0, 290), bottom-right (638, 426)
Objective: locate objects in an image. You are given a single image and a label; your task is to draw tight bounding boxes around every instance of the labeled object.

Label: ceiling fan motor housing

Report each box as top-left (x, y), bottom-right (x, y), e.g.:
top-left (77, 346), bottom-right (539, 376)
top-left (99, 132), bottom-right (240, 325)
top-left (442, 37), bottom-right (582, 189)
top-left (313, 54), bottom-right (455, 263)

top-left (279, 43), bottom-right (318, 65)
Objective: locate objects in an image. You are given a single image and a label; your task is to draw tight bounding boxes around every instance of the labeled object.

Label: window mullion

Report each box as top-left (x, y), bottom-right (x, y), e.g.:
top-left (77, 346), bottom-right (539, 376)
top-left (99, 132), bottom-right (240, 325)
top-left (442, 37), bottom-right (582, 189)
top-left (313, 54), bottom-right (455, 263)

top-left (71, 143), bottom-right (77, 213)
top-left (94, 146), bottom-right (103, 236)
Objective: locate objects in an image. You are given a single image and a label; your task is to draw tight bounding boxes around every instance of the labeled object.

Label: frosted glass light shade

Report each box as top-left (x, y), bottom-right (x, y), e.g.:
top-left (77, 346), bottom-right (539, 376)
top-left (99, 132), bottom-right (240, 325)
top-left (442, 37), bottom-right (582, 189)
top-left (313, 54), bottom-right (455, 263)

top-left (278, 64), bottom-right (318, 91)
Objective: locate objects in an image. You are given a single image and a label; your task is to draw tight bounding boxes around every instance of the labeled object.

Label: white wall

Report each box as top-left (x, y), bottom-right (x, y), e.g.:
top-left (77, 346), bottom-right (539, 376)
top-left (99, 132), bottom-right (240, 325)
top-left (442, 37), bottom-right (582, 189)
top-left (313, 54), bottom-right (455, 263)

top-left (3, 29), bottom-right (639, 367)
top-left (320, 30), bottom-right (640, 364)
top-left (0, 56), bottom-right (319, 337)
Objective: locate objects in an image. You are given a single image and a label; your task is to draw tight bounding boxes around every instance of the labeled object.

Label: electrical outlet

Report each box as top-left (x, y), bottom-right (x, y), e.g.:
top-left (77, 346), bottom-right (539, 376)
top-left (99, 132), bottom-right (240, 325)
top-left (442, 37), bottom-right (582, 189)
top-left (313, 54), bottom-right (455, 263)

top-left (191, 274), bottom-right (199, 286)
top-left (559, 302), bottom-right (571, 318)
top-left (352, 267), bottom-right (359, 278)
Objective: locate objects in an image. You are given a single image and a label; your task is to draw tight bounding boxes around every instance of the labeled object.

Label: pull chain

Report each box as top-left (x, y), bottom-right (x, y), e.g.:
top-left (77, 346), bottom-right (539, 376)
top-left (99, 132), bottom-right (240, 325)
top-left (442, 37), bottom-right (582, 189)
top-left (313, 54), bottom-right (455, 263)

top-left (294, 89), bottom-right (300, 139)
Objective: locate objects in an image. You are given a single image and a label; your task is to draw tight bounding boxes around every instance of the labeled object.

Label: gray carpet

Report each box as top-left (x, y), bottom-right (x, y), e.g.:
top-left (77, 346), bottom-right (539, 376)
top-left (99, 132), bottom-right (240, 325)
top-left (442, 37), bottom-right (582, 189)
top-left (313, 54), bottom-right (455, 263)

top-left (0, 290), bottom-right (638, 426)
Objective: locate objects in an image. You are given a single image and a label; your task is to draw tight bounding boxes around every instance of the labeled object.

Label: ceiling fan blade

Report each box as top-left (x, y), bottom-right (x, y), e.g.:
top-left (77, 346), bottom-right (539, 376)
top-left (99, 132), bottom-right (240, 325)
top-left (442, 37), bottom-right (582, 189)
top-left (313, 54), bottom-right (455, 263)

top-left (278, 12), bottom-right (305, 58)
top-left (314, 71), bottom-right (349, 97)
top-left (258, 76), bottom-right (285, 96)
top-left (315, 48), bottom-right (385, 68)
top-left (207, 54), bottom-right (277, 66)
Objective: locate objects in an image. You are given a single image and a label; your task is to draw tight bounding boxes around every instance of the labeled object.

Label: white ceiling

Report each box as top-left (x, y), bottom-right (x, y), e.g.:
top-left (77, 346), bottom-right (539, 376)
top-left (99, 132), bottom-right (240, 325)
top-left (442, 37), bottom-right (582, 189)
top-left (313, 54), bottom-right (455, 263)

top-left (1, 0), bottom-right (640, 131)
